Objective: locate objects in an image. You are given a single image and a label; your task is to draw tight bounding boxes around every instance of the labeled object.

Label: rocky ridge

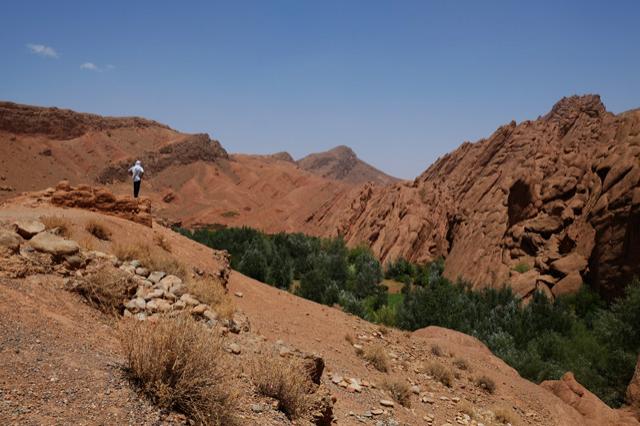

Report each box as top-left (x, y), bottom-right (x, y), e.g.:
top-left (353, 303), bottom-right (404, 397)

top-left (0, 101), bottom-right (171, 140)
top-left (311, 95), bottom-right (640, 300)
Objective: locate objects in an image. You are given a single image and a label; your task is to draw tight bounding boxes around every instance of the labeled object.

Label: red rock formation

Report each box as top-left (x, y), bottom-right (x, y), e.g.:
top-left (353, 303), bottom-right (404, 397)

top-left (541, 372), bottom-right (640, 426)
top-left (629, 356), bottom-right (640, 409)
top-left (50, 181), bottom-right (152, 227)
top-left (312, 95), bottom-right (640, 299)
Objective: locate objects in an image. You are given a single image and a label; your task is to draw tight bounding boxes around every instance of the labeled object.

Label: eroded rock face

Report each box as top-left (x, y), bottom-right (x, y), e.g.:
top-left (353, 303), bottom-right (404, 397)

top-left (311, 95), bottom-right (640, 299)
top-left (50, 181), bottom-right (152, 227)
top-left (541, 372), bottom-right (640, 426)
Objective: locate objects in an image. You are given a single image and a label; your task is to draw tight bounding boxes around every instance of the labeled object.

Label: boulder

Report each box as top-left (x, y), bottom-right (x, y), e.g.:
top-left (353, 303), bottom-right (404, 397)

top-left (525, 215), bottom-right (564, 234)
top-left (0, 230), bottom-right (23, 255)
top-left (158, 274), bottom-right (182, 291)
top-left (29, 232), bottom-right (79, 256)
top-left (551, 253), bottom-right (588, 276)
top-left (12, 220), bottom-right (45, 239)
top-left (510, 270), bottom-right (539, 298)
top-left (552, 272), bottom-right (584, 297)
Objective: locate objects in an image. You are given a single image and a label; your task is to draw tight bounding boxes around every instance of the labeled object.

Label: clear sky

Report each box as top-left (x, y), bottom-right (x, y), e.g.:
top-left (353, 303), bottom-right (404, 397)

top-left (1, 1), bottom-right (639, 179)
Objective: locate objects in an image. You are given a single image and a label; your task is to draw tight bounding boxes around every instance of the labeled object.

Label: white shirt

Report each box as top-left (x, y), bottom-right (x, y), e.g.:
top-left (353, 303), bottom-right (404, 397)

top-left (129, 164), bottom-right (144, 182)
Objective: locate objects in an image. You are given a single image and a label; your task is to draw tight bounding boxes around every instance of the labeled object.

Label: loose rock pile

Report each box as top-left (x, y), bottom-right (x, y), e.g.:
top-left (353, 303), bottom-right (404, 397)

top-left (116, 259), bottom-right (249, 333)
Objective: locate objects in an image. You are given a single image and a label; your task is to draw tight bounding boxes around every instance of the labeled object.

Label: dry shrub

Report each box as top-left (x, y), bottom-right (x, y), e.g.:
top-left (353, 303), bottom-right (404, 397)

top-left (382, 379), bottom-right (412, 407)
top-left (494, 406), bottom-right (519, 425)
top-left (119, 315), bottom-right (238, 426)
top-left (188, 278), bottom-right (234, 320)
top-left (85, 220), bottom-right (111, 241)
top-left (251, 356), bottom-right (312, 420)
top-left (476, 375), bottom-right (496, 394)
top-left (40, 215), bottom-right (71, 237)
top-left (426, 361), bottom-right (453, 387)
top-left (113, 243), bottom-right (186, 277)
top-left (344, 333), bottom-right (354, 345)
top-left (71, 268), bottom-right (135, 314)
top-left (453, 357), bottom-right (469, 371)
top-left (377, 325), bottom-right (390, 336)
top-left (154, 233), bottom-right (172, 252)
top-left (77, 235), bottom-right (97, 251)
top-left (362, 344), bottom-right (389, 372)
top-left (354, 346), bottom-right (364, 356)
top-left (431, 344), bottom-right (444, 357)
top-left (458, 400), bottom-right (479, 421)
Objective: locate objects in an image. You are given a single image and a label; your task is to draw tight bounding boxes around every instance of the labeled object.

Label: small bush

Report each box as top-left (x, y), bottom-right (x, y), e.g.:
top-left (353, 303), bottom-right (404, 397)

top-left (221, 211), bottom-right (239, 218)
top-left (85, 220), bottom-right (111, 241)
top-left (154, 233), bottom-right (172, 252)
top-left (458, 400), bottom-right (478, 420)
top-left (362, 344), bottom-right (390, 372)
top-left (114, 243), bottom-right (186, 277)
top-left (426, 361), bottom-right (452, 387)
top-left (476, 375), bottom-right (496, 394)
top-left (70, 269), bottom-right (135, 314)
top-left (453, 357), bottom-right (469, 371)
top-left (494, 406), bottom-right (519, 425)
top-left (251, 356), bottom-right (312, 419)
top-left (188, 278), bottom-right (234, 320)
top-left (513, 262), bottom-right (530, 273)
top-left (119, 315), bottom-right (238, 425)
top-left (431, 344), bottom-right (444, 357)
top-left (41, 215), bottom-right (71, 237)
top-left (382, 379), bottom-right (412, 407)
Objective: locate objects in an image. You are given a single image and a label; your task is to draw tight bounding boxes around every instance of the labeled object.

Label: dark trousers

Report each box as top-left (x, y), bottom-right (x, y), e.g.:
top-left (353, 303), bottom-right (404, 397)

top-left (133, 180), bottom-right (141, 198)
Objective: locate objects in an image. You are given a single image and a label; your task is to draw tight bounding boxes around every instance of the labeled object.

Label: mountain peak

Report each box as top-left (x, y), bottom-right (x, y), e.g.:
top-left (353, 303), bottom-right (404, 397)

top-left (297, 146), bottom-right (399, 185)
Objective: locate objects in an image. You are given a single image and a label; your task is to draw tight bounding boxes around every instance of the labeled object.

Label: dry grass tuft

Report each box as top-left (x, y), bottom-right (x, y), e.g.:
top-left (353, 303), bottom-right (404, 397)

top-left (113, 243), bottom-right (186, 277)
top-left (476, 375), bottom-right (496, 394)
top-left (382, 379), bottom-right (412, 407)
top-left (40, 215), bottom-right (71, 237)
top-left (426, 361), bottom-right (453, 387)
top-left (187, 278), bottom-right (235, 320)
top-left (453, 357), bottom-right (469, 371)
top-left (431, 344), bottom-right (444, 357)
top-left (85, 220), bottom-right (111, 241)
top-left (494, 406), bottom-right (519, 425)
top-left (119, 315), bottom-right (238, 426)
top-left (251, 356), bottom-right (312, 420)
top-left (377, 325), bottom-right (390, 336)
top-left (153, 233), bottom-right (172, 252)
top-left (458, 400), bottom-right (479, 421)
top-left (362, 344), bottom-right (390, 372)
top-left (70, 268), bottom-right (135, 314)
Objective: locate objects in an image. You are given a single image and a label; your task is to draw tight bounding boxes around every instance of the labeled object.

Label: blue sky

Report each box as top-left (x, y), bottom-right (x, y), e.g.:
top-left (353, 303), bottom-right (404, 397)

top-left (1, 1), bottom-right (639, 179)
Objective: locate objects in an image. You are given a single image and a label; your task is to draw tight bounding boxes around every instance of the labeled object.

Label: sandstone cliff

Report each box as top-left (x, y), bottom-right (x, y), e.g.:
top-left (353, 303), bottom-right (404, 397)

top-left (312, 95), bottom-right (640, 300)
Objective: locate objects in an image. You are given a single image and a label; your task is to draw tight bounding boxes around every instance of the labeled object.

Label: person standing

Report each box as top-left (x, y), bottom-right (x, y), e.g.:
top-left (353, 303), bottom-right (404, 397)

top-left (128, 160), bottom-right (144, 198)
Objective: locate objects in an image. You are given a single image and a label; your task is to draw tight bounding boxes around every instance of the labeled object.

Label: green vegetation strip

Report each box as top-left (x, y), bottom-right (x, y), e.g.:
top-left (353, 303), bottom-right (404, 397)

top-left (179, 225), bottom-right (640, 407)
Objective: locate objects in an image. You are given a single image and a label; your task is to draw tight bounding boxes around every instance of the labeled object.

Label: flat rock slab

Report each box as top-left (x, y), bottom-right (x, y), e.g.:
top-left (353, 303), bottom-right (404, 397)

top-left (13, 220), bottom-right (45, 239)
top-left (30, 232), bottom-right (79, 256)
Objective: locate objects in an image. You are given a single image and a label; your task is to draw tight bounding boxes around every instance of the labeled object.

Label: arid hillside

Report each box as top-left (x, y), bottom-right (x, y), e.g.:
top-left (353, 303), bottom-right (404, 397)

top-left (0, 101), bottom-right (361, 232)
top-left (297, 145), bottom-right (400, 186)
top-left (1, 187), bottom-right (638, 425)
top-left (310, 95), bottom-right (640, 300)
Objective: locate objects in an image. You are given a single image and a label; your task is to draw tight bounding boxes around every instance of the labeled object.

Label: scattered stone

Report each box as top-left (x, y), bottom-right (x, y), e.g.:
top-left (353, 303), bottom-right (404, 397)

top-left (180, 294), bottom-right (200, 306)
top-left (228, 343), bottom-right (241, 355)
top-left (64, 255), bottom-right (84, 269)
top-left (191, 304), bottom-right (208, 315)
top-left (135, 267), bottom-right (150, 277)
top-left (158, 274), bottom-right (182, 291)
top-left (379, 399), bottom-right (395, 408)
top-left (410, 385), bottom-right (421, 395)
top-left (234, 291), bottom-right (244, 298)
top-left (147, 271), bottom-right (166, 284)
top-left (13, 220), bottom-right (45, 239)
top-left (0, 230), bottom-right (22, 255)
